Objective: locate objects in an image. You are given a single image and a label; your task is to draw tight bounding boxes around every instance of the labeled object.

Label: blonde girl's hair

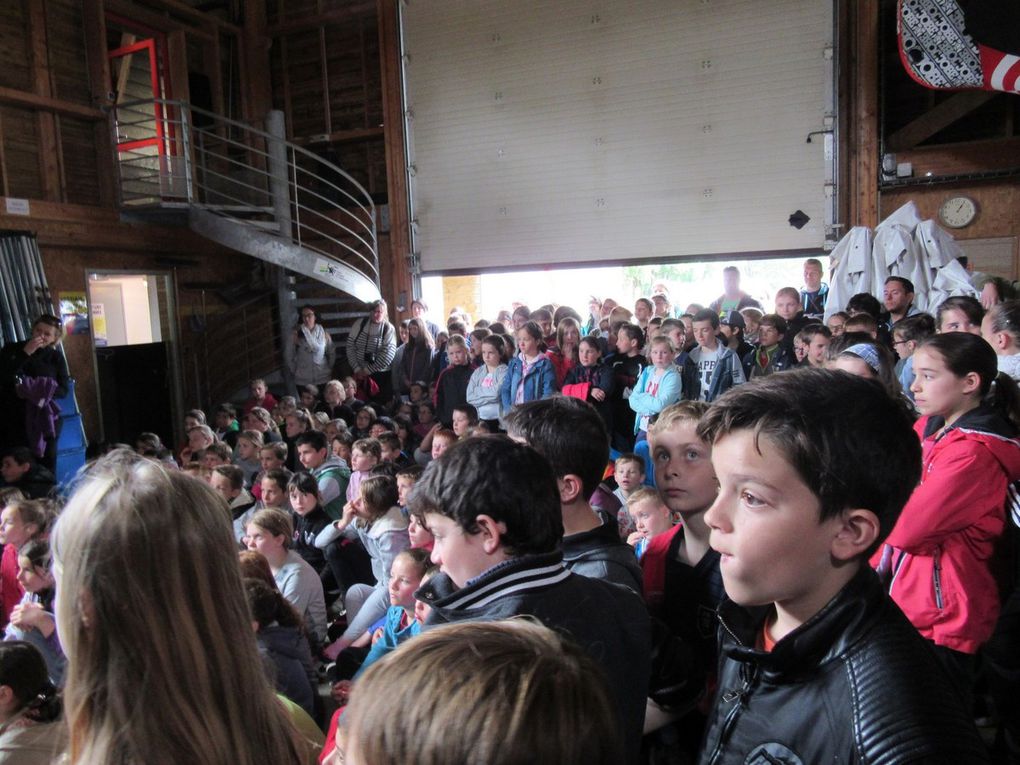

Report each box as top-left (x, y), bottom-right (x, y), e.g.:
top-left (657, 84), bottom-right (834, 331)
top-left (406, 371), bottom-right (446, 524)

top-left (323, 379), bottom-right (346, 402)
top-left (51, 450), bottom-right (304, 765)
top-left (346, 619), bottom-right (622, 765)
top-left (248, 406), bottom-right (279, 433)
top-left (647, 334), bottom-right (675, 355)
top-left (238, 430), bottom-right (265, 449)
top-left (248, 507), bottom-right (295, 547)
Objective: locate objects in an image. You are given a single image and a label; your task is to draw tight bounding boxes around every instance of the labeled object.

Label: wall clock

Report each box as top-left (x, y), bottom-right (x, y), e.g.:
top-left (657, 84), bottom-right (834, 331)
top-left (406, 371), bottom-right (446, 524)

top-left (938, 196), bottom-right (978, 229)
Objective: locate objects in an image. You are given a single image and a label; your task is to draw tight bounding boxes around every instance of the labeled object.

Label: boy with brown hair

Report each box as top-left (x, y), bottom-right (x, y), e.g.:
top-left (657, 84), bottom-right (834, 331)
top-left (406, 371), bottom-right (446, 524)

top-left (696, 368), bottom-right (987, 764)
top-left (412, 436), bottom-right (650, 762)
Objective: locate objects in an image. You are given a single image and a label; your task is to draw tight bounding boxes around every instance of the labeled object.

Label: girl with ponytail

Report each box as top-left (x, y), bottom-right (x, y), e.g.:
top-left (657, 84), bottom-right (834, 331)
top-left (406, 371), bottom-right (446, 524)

top-left (873, 332), bottom-right (1020, 702)
top-left (0, 640), bottom-right (64, 764)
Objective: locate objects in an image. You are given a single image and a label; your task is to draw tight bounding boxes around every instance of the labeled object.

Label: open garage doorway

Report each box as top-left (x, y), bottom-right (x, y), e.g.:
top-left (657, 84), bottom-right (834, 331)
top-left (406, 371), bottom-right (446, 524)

top-left (420, 256), bottom-right (816, 325)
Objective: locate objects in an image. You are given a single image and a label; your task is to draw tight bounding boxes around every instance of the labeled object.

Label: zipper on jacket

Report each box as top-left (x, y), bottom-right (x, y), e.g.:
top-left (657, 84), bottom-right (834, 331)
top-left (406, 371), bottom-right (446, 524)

top-left (933, 548), bottom-right (944, 610)
top-left (706, 615), bottom-right (757, 764)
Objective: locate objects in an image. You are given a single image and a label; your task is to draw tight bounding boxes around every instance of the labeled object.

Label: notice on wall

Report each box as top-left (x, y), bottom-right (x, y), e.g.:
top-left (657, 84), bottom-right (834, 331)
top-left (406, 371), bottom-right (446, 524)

top-left (59, 292), bottom-right (89, 336)
top-left (4, 198), bottom-right (30, 216)
top-left (92, 303), bottom-right (107, 347)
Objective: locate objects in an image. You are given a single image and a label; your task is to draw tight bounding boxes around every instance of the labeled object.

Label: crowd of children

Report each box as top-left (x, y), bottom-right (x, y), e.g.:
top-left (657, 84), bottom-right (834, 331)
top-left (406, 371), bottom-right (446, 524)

top-left (0, 261), bottom-right (1019, 763)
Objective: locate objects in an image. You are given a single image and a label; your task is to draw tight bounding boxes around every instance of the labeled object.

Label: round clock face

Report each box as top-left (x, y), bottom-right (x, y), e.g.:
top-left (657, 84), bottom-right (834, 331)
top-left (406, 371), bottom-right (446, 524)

top-left (939, 196), bottom-right (977, 229)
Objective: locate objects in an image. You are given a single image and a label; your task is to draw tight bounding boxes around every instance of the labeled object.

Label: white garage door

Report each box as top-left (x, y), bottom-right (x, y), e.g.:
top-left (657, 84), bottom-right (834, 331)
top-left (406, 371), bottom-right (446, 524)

top-left (401, 0), bottom-right (834, 274)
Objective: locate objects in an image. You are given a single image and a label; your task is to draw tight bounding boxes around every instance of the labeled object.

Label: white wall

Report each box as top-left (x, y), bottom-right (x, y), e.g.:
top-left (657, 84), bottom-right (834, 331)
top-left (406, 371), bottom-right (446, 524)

top-left (402, 0), bottom-right (832, 273)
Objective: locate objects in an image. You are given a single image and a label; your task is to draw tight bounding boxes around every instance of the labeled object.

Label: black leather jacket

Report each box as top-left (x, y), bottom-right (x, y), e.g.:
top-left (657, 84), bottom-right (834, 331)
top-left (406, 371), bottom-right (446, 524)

top-left (699, 566), bottom-right (989, 765)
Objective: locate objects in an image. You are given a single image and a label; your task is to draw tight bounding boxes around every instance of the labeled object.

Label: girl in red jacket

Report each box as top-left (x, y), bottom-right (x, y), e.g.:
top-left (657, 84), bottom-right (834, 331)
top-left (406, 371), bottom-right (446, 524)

top-left (874, 332), bottom-right (1020, 700)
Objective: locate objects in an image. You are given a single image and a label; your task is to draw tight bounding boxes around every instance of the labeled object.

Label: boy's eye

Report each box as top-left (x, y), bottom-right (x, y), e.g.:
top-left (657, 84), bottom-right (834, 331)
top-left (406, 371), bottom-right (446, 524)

top-left (740, 490), bottom-right (765, 508)
top-left (685, 450), bottom-right (700, 460)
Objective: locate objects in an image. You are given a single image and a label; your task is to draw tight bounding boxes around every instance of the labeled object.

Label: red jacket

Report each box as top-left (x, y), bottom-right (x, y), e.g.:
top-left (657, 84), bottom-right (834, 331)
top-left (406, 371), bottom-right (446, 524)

top-left (0, 544), bottom-right (23, 628)
top-left (873, 408), bottom-right (1020, 653)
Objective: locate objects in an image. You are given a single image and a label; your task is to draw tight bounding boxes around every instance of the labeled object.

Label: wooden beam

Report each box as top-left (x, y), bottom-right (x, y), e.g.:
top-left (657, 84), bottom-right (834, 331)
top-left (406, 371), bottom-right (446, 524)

top-left (0, 86), bottom-right (106, 121)
top-left (203, 33), bottom-right (225, 119)
top-left (167, 30), bottom-right (191, 103)
top-left (114, 33), bottom-right (137, 103)
top-left (26, 0), bottom-right (62, 202)
top-left (0, 113), bottom-right (10, 198)
top-left (887, 90), bottom-right (998, 151)
top-left (292, 127), bottom-right (384, 146)
top-left (319, 26), bottom-right (331, 135)
top-left (377, 0), bottom-right (413, 316)
top-left (82, 0), bottom-right (118, 208)
top-left (241, 0), bottom-right (272, 124)
top-left (268, 3), bottom-right (375, 37)
top-left (104, 0), bottom-right (217, 42)
top-left (893, 136), bottom-right (1020, 176)
top-left (849, 0), bottom-right (879, 228)
top-left (132, 0), bottom-right (241, 35)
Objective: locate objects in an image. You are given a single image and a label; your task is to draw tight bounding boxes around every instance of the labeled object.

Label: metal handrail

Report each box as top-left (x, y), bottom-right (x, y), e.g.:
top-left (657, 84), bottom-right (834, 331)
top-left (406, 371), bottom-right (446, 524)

top-left (111, 98), bottom-right (380, 287)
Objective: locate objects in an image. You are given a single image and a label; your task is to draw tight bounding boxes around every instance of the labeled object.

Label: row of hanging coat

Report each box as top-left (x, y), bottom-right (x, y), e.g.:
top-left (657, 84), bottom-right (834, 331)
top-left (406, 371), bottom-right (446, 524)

top-left (824, 201), bottom-right (979, 321)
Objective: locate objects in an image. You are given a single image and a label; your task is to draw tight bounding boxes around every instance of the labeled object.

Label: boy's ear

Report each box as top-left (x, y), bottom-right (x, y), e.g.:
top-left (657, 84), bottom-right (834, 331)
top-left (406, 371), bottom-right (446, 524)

top-left (474, 514), bottom-right (507, 554)
top-left (830, 508), bottom-right (880, 561)
top-left (556, 474), bottom-right (585, 505)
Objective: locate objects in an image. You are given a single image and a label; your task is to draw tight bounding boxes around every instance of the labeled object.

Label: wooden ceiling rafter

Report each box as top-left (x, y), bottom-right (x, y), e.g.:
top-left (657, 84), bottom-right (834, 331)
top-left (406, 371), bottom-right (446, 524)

top-left (267, 3), bottom-right (376, 38)
top-left (105, 0), bottom-right (218, 42)
top-left (130, 0), bottom-right (240, 35)
top-left (886, 90), bottom-right (1000, 152)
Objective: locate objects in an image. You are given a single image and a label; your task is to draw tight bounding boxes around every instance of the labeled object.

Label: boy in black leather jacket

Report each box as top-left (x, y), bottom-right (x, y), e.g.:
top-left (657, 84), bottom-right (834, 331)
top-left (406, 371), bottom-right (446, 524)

top-left (696, 368), bottom-right (989, 764)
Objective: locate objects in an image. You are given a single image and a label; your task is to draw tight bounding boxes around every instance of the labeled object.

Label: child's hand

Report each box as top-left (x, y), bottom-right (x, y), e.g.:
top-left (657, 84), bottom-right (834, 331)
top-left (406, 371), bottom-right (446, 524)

top-left (626, 531), bottom-right (645, 547)
top-left (323, 638), bottom-right (349, 660)
top-left (370, 627), bottom-right (384, 645)
top-left (331, 679), bottom-right (353, 704)
top-left (591, 388), bottom-right (606, 402)
top-left (341, 501), bottom-right (358, 525)
top-left (10, 601), bottom-right (47, 629)
top-left (429, 423), bottom-right (441, 434)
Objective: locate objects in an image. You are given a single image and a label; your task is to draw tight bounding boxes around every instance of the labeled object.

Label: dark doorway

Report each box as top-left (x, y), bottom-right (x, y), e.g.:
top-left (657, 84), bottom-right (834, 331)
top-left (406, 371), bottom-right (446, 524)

top-left (87, 271), bottom-right (183, 449)
top-left (95, 342), bottom-right (173, 446)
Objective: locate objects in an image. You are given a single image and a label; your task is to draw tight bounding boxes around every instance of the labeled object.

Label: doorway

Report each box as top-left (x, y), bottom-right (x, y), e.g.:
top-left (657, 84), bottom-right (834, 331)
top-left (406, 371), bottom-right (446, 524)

top-left (86, 272), bottom-right (183, 450)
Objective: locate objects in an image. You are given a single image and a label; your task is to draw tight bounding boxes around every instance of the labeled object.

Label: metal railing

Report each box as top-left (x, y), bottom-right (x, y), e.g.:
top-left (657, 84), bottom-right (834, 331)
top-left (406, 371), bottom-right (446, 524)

top-left (111, 98), bottom-right (379, 289)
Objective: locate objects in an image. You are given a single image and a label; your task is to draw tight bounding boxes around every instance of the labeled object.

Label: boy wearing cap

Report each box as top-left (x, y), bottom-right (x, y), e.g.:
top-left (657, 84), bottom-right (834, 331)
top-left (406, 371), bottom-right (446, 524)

top-left (719, 311), bottom-right (753, 361)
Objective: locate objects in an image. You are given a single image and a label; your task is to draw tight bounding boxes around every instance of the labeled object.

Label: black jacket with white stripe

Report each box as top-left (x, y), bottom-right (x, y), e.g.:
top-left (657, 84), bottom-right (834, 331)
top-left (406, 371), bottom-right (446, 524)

top-left (416, 551), bottom-right (651, 764)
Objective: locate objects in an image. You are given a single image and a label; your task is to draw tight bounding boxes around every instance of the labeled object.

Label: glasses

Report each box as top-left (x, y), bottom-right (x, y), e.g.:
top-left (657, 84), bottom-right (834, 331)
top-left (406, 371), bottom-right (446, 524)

top-left (891, 339), bottom-right (909, 346)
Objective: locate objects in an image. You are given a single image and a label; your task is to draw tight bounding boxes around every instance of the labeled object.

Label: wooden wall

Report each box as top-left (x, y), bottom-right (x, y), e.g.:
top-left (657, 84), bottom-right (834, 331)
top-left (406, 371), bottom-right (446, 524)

top-left (0, 198), bottom-right (259, 441)
top-left (882, 181), bottom-right (1020, 277)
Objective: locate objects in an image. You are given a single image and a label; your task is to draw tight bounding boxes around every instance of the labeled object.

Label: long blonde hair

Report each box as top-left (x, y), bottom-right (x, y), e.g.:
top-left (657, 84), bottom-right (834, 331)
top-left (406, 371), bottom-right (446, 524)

top-left (52, 450), bottom-right (304, 765)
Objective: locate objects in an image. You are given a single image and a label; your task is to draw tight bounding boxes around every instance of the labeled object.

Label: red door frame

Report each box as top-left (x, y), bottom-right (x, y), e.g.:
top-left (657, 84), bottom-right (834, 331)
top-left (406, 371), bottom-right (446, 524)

top-left (106, 15), bottom-right (177, 161)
